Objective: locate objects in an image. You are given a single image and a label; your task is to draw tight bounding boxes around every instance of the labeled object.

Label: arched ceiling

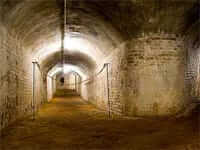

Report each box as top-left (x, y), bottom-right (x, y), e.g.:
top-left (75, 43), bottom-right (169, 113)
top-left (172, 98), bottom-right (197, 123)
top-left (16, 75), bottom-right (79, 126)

top-left (1, 0), bottom-right (123, 55)
top-left (41, 51), bottom-right (96, 76)
top-left (0, 0), bottom-right (199, 76)
top-left (48, 64), bottom-right (88, 79)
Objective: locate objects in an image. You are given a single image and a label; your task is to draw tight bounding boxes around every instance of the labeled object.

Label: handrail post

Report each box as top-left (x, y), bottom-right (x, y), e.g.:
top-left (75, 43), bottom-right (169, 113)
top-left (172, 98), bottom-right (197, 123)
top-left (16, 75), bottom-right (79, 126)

top-left (32, 61), bottom-right (37, 120)
top-left (75, 75), bottom-right (76, 92)
top-left (105, 63), bottom-right (111, 119)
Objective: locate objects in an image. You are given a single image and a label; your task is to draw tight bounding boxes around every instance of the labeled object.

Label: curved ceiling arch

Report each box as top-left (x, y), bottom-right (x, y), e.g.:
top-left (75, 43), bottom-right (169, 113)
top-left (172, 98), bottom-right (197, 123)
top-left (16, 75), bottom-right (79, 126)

top-left (2, 0), bottom-right (125, 63)
top-left (48, 64), bottom-right (88, 79)
top-left (34, 34), bottom-right (104, 64)
top-left (1, 0), bottom-right (199, 72)
top-left (41, 50), bottom-right (96, 77)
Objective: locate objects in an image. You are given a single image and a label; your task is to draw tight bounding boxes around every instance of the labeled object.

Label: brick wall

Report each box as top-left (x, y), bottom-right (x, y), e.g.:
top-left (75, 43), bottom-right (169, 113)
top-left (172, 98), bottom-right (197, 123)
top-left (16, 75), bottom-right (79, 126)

top-left (125, 33), bottom-right (187, 116)
top-left (47, 76), bottom-right (56, 101)
top-left (81, 43), bottom-right (127, 114)
top-left (185, 40), bottom-right (200, 101)
top-left (0, 26), bottom-right (47, 132)
top-left (81, 68), bottom-right (108, 109)
top-left (82, 33), bottom-right (189, 117)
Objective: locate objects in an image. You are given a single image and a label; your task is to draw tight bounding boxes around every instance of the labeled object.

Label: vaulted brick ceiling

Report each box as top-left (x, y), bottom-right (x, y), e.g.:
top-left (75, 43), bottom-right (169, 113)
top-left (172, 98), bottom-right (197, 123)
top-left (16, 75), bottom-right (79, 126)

top-left (0, 0), bottom-right (199, 76)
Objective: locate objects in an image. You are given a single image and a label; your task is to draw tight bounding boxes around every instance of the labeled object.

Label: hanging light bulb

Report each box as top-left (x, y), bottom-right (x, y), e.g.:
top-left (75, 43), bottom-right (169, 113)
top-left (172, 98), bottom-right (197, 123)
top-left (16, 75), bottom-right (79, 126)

top-left (63, 0), bottom-right (67, 71)
top-left (60, 0), bottom-right (67, 84)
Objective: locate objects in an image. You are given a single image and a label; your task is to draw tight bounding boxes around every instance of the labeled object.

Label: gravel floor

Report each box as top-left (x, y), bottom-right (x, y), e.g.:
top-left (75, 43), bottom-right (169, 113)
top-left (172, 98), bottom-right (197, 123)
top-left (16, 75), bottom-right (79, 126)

top-left (0, 96), bottom-right (199, 150)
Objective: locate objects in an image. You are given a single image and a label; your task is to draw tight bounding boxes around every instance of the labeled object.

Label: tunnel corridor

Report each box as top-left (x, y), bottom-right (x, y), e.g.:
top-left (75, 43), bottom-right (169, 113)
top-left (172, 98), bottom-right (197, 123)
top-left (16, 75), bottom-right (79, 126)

top-left (0, 0), bottom-right (200, 149)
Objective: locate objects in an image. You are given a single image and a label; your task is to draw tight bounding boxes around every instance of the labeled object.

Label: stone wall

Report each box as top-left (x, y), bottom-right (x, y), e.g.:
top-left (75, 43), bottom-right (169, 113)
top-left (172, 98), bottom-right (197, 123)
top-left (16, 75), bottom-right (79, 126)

top-left (81, 43), bottom-right (127, 114)
top-left (47, 76), bottom-right (56, 101)
top-left (0, 26), bottom-right (47, 132)
top-left (82, 33), bottom-right (189, 117)
top-left (125, 33), bottom-right (187, 116)
top-left (185, 40), bottom-right (200, 102)
top-left (81, 67), bottom-right (108, 110)
top-left (34, 64), bottom-right (47, 108)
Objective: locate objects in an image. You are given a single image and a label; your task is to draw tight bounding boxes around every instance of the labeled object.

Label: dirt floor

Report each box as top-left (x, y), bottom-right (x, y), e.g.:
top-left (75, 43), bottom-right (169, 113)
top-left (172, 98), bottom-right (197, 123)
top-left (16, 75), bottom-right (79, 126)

top-left (0, 95), bottom-right (200, 150)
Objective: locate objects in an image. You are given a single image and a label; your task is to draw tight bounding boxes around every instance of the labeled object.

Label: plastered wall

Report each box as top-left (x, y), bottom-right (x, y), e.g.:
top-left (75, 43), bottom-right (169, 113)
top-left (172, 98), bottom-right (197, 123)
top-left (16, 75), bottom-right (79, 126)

top-left (82, 33), bottom-right (188, 117)
top-left (0, 26), bottom-right (47, 132)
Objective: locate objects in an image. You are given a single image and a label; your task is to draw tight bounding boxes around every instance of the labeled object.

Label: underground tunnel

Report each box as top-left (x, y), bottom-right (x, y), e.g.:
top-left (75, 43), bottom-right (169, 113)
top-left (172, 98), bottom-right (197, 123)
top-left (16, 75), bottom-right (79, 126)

top-left (0, 0), bottom-right (200, 149)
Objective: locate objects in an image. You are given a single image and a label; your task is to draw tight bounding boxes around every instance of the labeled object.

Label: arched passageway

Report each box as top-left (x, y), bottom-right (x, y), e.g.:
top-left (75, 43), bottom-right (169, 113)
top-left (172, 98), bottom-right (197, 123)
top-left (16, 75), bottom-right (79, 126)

top-left (0, 0), bottom-right (200, 149)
